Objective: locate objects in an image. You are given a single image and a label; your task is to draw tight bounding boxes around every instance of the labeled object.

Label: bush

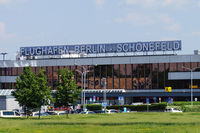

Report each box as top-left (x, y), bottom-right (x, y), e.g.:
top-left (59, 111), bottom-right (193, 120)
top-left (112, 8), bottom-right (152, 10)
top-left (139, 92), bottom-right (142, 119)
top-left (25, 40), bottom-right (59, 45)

top-left (107, 105), bottom-right (122, 110)
top-left (86, 104), bottom-right (102, 111)
top-left (149, 103), bottom-right (166, 110)
top-left (163, 101), bottom-right (200, 112)
top-left (181, 105), bottom-right (200, 112)
top-left (171, 101), bottom-right (200, 106)
top-left (107, 103), bottom-right (167, 112)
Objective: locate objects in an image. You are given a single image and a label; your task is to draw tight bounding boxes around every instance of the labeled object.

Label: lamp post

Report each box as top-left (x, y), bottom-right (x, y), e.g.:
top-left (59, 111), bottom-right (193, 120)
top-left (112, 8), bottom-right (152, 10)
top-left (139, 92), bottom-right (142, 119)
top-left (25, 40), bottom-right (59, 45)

top-left (0, 52), bottom-right (8, 60)
top-left (102, 78), bottom-right (107, 110)
top-left (76, 70), bottom-right (84, 105)
top-left (182, 66), bottom-right (200, 105)
top-left (75, 64), bottom-right (91, 112)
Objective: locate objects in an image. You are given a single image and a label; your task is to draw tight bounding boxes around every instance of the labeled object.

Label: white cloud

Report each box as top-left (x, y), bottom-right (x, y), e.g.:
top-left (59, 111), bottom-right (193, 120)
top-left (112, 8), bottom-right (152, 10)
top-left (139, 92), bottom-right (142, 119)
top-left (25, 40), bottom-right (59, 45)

top-left (114, 18), bottom-right (124, 24)
top-left (166, 23), bottom-right (181, 32)
top-left (0, 22), bottom-right (6, 35)
top-left (160, 37), bottom-right (180, 41)
top-left (0, 0), bottom-right (10, 5)
top-left (158, 14), bottom-right (181, 32)
top-left (125, 0), bottom-right (157, 7)
top-left (0, 22), bottom-right (16, 40)
top-left (127, 13), bottom-right (155, 26)
top-left (159, 14), bottom-right (174, 24)
top-left (115, 13), bottom-right (155, 26)
top-left (191, 32), bottom-right (200, 36)
top-left (125, 0), bottom-right (191, 8)
top-left (95, 0), bottom-right (104, 7)
top-left (115, 13), bottom-right (181, 31)
top-left (0, 0), bottom-right (26, 5)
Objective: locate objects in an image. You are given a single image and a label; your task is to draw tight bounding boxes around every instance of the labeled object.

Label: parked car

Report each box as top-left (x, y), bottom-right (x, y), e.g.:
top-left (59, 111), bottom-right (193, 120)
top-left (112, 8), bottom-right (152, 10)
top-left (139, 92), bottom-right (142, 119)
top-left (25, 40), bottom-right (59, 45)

top-left (131, 102), bottom-right (143, 105)
top-left (46, 111), bottom-right (67, 115)
top-left (165, 108), bottom-right (183, 113)
top-left (46, 111), bottom-right (57, 115)
top-left (32, 112), bottom-right (49, 116)
top-left (94, 110), bottom-right (106, 114)
top-left (106, 109), bottom-right (118, 114)
top-left (57, 111), bottom-right (67, 115)
top-left (80, 111), bottom-right (95, 114)
top-left (12, 109), bottom-right (26, 116)
top-left (75, 109), bottom-right (82, 113)
top-left (119, 108), bottom-right (131, 113)
top-left (0, 110), bottom-right (21, 118)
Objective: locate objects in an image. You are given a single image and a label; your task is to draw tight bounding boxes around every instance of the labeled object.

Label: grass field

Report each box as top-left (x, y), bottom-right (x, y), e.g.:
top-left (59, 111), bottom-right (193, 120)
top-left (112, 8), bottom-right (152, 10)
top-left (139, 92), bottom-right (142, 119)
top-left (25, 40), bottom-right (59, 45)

top-left (0, 112), bottom-right (200, 133)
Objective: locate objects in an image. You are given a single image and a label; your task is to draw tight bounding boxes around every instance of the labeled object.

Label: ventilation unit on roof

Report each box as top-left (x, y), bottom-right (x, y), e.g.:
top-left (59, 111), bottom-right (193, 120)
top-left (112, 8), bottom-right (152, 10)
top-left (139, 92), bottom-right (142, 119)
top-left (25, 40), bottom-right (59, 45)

top-left (194, 50), bottom-right (200, 55)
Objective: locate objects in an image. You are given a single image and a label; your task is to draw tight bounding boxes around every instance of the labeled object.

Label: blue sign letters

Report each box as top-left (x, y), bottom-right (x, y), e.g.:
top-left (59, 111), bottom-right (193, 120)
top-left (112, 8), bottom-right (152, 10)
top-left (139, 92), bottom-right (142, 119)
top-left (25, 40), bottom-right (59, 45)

top-left (20, 40), bottom-right (181, 56)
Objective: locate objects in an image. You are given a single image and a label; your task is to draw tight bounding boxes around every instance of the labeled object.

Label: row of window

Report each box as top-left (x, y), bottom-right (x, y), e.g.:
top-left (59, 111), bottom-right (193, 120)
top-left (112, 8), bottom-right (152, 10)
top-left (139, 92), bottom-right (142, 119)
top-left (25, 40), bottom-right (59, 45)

top-left (1, 62), bottom-right (199, 76)
top-left (0, 62), bottom-right (200, 89)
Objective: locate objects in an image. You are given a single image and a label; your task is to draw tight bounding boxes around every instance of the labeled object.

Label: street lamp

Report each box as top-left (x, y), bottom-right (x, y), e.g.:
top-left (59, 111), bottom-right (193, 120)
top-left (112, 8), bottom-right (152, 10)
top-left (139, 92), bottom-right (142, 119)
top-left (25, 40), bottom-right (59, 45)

top-left (182, 66), bottom-right (200, 105)
top-left (75, 69), bottom-right (84, 105)
top-left (102, 78), bottom-right (107, 110)
top-left (0, 52), bottom-right (8, 60)
top-left (75, 64), bottom-right (91, 112)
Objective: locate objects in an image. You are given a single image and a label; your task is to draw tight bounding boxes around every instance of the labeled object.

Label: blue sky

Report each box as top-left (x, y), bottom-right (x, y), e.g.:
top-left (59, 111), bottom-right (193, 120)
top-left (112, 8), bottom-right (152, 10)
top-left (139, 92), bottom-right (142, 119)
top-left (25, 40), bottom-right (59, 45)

top-left (0, 0), bottom-right (200, 59)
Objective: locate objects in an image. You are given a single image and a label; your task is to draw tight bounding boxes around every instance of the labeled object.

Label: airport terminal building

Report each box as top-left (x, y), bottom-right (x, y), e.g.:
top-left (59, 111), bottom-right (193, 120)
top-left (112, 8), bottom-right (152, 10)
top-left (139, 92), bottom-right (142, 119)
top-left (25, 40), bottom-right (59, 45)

top-left (1, 40), bottom-right (200, 106)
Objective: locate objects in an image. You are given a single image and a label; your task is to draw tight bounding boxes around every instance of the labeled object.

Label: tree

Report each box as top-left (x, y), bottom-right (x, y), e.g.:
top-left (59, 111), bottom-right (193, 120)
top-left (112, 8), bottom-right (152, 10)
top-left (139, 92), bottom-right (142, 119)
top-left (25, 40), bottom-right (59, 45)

top-left (12, 66), bottom-right (53, 119)
top-left (12, 66), bottom-right (37, 118)
top-left (35, 68), bottom-right (53, 119)
top-left (55, 68), bottom-right (81, 118)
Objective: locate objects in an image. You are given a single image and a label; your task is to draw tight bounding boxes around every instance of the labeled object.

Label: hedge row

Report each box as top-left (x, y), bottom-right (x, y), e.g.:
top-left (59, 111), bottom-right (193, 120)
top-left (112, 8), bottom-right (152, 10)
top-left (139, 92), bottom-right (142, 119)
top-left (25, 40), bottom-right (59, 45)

top-left (170, 101), bottom-right (200, 106)
top-left (107, 103), bottom-right (167, 111)
top-left (86, 104), bottom-right (102, 111)
top-left (85, 103), bottom-right (166, 111)
top-left (180, 105), bottom-right (200, 112)
top-left (85, 102), bottom-right (200, 112)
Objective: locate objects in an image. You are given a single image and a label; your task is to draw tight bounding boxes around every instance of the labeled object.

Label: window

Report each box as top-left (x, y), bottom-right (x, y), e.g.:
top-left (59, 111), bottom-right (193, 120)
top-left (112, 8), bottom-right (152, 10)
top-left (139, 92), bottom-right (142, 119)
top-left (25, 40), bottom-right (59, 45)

top-left (3, 111), bottom-right (14, 116)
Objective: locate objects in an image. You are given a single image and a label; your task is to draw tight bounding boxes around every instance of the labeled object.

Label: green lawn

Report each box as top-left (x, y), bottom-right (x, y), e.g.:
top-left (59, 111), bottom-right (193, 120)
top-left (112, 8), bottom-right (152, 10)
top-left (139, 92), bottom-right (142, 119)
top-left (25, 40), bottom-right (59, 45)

top-left (0, 112), bottom-right (200, 133)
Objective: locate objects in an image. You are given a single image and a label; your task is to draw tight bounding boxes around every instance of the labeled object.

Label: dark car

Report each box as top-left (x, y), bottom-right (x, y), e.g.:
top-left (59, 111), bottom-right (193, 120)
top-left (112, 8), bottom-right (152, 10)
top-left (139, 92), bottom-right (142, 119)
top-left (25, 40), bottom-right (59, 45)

top-left (94, 110), bottom-right (106, 114)
top-left (46, 111), bottom-right (57, 115)
top-left (75, 109), bottom-right (82, 113)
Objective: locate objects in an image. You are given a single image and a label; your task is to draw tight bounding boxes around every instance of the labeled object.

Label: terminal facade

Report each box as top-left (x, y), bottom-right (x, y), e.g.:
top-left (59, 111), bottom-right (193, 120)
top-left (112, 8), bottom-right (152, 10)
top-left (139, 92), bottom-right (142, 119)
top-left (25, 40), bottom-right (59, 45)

top-left (1, 40), bottom-right (200, 105)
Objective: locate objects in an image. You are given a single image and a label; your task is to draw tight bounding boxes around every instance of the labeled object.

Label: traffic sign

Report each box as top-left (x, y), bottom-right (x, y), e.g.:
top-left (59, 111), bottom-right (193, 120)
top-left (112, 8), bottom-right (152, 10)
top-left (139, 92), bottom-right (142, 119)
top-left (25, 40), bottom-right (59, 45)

top-left (165, 87), bottom-right (172, 92)
top-left (102, 102), bottom-right (107, 107)
top-left (118, 96), bottom-right (124, 101)
top-left (189, 85), bottom-right (198, 88)
top-left (167, 97), bottom-right (173, 104)
top-left (124, 107), bottom-right (127, 113)
top-left (146, 98), bottom-right (149, 104)
top-left (93, 96), bottom-right (96, 102)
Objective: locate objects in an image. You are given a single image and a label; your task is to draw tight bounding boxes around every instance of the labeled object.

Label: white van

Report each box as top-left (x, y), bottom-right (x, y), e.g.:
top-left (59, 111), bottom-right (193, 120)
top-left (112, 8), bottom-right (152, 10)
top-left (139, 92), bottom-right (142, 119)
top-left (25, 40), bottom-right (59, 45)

top-left (0, 110), bottom-right (21, 118)
top-left (106, 109), bottom-right (118, 114)
top-left (165, 108), bottom-right (183, 113)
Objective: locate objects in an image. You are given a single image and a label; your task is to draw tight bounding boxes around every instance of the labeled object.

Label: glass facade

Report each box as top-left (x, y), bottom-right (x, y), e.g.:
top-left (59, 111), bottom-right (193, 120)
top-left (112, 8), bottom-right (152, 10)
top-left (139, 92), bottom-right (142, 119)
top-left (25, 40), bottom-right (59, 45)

top-left (1, 62), bottom-right (200, 90)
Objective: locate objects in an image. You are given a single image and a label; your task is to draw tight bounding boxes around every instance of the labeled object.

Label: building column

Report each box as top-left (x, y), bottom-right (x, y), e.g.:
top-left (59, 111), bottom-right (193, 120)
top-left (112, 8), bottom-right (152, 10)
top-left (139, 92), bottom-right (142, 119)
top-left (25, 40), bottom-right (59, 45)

top-left (131, 64), bottom-right (133, 89)
top-left (118, 64), bottom-right (120, 89)
top-left (125, 64), bottom-right (127, 89)
top-left (112, 65), bottom-right (114, 89)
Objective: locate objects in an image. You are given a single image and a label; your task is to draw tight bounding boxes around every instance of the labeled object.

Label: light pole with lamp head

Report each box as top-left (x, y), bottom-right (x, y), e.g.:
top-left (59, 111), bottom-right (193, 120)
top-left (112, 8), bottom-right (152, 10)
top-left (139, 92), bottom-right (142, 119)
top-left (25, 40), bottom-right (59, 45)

top-left (182, 66), bottom-right (200, 105)
top-left (75, 63), bottom-right (92, 112)
top-left (101, 77), bottom-right (107, 110)
top-left (0, 52), bottom-right (8, 60)
top-left (75, 69), bottom-right (84, 105)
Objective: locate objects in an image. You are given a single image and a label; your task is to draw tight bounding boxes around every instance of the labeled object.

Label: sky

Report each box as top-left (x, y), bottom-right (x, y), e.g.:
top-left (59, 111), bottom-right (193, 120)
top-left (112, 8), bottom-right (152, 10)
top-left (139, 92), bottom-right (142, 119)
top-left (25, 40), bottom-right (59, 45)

top-left (0, 0), bottom-right (200, 60)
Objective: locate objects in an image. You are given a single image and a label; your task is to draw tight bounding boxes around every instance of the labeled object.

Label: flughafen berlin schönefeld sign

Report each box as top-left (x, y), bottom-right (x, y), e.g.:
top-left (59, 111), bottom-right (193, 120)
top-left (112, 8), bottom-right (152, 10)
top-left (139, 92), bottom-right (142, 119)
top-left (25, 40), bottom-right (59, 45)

top-left (20, 40), bottom-right (181, 56)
